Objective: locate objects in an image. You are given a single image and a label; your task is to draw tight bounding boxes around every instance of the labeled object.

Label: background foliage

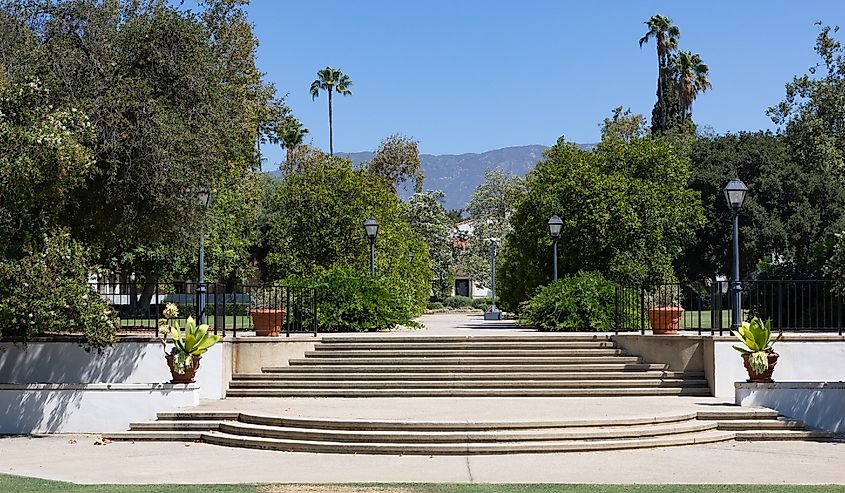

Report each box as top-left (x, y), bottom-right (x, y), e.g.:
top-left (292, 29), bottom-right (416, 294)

top-left (498, 137), bottom-right (704, 312)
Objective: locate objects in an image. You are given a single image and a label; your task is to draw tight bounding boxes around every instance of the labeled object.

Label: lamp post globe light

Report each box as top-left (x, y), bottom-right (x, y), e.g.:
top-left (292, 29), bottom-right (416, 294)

top-left (547, 215), bottom-right (563, 281)
top-left (196, 189), bottom-right (212, 324)
top-left (484, 237), bottom-right (502, 321)
top-left (724, 179), bottom-right (748, 331)
top-left (363, 217), bottom-right (379, 276)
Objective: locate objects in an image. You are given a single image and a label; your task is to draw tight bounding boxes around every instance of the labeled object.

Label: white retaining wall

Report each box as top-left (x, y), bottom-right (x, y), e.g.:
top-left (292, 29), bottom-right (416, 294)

top-left (736, 382), bottom-right (845, 433)
top-left (0, 339), bottom-right (229, 400)
top-left (708, 338), bottom-right (845, 397)
top-left (0, 383), bottom-right (199, 434)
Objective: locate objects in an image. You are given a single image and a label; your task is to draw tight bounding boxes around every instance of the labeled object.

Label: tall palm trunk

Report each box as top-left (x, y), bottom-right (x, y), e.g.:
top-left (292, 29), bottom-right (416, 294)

top-left (328, 89), bottom-right (333, 156)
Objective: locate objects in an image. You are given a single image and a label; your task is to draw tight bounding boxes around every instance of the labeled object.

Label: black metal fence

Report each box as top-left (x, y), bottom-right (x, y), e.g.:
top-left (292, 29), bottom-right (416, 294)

top-left (615, 280), bottom-right (845, 335)
top-left (88, 282), bottom-right (318, 337)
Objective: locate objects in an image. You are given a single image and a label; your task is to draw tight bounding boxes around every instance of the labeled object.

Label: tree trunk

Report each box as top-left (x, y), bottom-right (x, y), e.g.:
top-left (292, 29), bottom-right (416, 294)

top-left (128, 281), bottom-right (157, 318)
top-left (328, 89), bottom-right (333, 156)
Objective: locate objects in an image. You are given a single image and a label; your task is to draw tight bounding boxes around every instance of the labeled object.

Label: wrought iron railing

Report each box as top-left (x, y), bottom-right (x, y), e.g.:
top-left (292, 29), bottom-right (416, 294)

top-left (615, 280), bottom-right (845, 335)
top-left (88, 282), bottom-right (318, 337)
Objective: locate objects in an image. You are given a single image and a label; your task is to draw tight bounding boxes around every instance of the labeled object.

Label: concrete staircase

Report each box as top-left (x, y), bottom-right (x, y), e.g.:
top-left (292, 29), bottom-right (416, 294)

top-left (226, 335), bottom-right (711, 398)
top-left (104, 334), bottom-right (839, 453)
top-left (105, 409), bottom-right (835, 454)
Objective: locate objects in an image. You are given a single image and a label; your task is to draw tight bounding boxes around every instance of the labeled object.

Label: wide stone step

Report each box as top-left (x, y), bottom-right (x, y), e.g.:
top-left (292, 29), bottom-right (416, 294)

top-left (216, 420), bottom-right (719, 443)
top-left (734, 430), bottom-right (838, 441)
top-left (227, 379), bottom-right (709, 389)
top-left (697, 409), bottom-right (780, 420)
top-left (716, 419), bottom-right (807, 431)
top-left (236, 412), bottom-right (698, 431)
top-left (128, 420), bottom-right (223, 431)
top-left (288, 356), bottom-right (642, 365)
top-left (313, 342), bottom-right (620, 350)
top-left (303, 349), bottom-right (628, 358)
top-left (234, 371), bottom-right (702, 381)
top-left (200, 429), bottom-right (735, 454)
top-left (318, 335), bottom-right (613, 343)
top-left (225, 387), bottom-right (712, 398)
top-left (262, 363), bottom-right (670, 373)
top-left (104, 430), bottom-right (203, 441)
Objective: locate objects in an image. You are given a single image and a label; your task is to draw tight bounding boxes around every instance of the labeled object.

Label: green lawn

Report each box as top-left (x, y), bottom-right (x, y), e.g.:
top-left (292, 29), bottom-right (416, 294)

top-left (1, 476), bottom-right (842, 493)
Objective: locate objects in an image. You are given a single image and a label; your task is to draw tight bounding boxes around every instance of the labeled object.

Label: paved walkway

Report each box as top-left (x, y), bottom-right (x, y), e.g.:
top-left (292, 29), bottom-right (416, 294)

top-left (2, 434), bottom-right (844, 484)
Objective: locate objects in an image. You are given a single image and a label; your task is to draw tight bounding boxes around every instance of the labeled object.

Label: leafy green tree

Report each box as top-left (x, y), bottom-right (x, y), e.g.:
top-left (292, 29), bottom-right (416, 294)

top-left (260, 157), bottom-right (430, 313)
top-left (0, 76), bottom-right (94, 259)
top-left (769, 24), bottom-right (845, 178)
top-left (600, 106), bottom-right (648, 143)
top-left (0, 0), bottom-right (284, 290)
top-left (310, 66), bottom-right (352, 156)
top-left (408, 191), bottom-right (455, 300)
top-left (498, 137), bottom-right (704, 311)
top-left (458, 168), bottom-right (524, 288)
top-left (367, 134), bottom-right (424, 193)
top-left (639, 14), bottom-right (680, 135)
top-left (679, 131), bottom-right (841, 281)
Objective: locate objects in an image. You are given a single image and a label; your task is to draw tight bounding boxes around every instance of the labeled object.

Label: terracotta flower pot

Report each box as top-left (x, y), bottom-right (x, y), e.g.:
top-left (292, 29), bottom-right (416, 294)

top-left (166, 354), bottom-right (201, 384)
top-left (742, 351), bottom-right (779, 383)
top-left (647, 306), bottom-right (685, 334)
top-left (250, 309), bottom-right (286, 337)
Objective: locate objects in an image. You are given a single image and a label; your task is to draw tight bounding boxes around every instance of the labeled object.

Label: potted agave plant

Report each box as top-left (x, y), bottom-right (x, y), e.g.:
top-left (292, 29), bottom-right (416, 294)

top-left (158, 303), bottom-right (221, 383)
top-left (732, 317), bottom-right (783, 382)
top-left (249, 287), bottom-right (286, 337)
top-left (646, 284), bottom-right (684, 334)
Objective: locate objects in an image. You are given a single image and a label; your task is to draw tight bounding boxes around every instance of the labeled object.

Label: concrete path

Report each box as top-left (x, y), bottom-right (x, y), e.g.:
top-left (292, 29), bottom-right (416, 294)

top-left (1, 434), bottom-right (844, 484)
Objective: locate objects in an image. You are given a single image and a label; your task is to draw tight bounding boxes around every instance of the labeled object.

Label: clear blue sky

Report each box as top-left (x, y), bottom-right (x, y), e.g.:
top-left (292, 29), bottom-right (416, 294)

top-left (233, 0), bottom-right (843, 165)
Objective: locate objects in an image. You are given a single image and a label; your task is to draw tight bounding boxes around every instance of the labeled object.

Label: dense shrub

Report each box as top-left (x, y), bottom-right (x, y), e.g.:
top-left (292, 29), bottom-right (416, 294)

top-left (472, 298), bottom-right (491, 310)
top-left (0, 232), bottom-right (118, 350)
top-left (443, 296), bottom-right (474, 309)
top-left (427, 302), bottom-right (445, 311)
top-left (518, 272), bottom-right (619, 332)
top-left (283, 266), bottom-right (418, 332)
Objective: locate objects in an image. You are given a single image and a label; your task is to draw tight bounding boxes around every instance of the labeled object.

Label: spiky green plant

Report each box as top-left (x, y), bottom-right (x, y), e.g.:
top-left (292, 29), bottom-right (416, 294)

top-left (167, 316), bottom-right (221, 374)
top-left (732, 317), bottom-right (781, 374)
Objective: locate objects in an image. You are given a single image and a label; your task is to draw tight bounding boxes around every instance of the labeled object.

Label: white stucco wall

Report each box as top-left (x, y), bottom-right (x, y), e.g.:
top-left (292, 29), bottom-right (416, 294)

top-left (0, 339), bottom-right (228, 399)
top-left (736, 382), bottom-right (845, 433)
top-left (709, 339), bottom-right (845, 397)
top-left (0, 383), bottom-right (199, 434)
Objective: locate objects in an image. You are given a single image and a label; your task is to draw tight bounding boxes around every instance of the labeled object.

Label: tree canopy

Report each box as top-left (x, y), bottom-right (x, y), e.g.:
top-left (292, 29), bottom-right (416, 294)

top-left (498, 137), bottom-right (704, 311)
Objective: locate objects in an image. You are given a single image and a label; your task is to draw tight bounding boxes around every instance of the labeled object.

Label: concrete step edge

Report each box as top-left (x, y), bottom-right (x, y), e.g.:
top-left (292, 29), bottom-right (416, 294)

top-left (199, 430), bottom-right (735, 454)
top-left (236, 412), bottom-right (699, 431)
top-left (227, 380), bottom-right (710, 389)
top-left (225, 388), bottom-right (712, 398)
top-left (261, 364), bottom-right (671, 373)
top-left (216, 420), bottom-right (719, 443)
top-left (235, 371), bottom-right (703, 380)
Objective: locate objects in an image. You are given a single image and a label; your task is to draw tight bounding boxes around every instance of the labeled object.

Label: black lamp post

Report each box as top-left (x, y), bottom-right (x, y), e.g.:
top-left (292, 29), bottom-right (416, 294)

top-left (363, 218), bottom-right (379, 276)
top-left (724, 179), bottom-right (748, 331)
top-left (547, 215), bottom-right (563, 281)
top-left (484, 237), bottom-right (502, 320)
top-left (196, 189), bottom-right (211, 324)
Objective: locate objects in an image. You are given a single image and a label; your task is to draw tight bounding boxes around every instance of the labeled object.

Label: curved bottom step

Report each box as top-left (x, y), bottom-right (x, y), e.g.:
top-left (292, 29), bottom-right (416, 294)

top-left (200, 429), bottom-right (736, 454)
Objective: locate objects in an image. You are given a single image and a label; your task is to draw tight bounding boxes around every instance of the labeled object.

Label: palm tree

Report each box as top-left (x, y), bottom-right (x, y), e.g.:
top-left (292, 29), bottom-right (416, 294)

top-left (310, 67), bottom-right (352, 155)
top-left (639, 14), bottom-right (680, 133)
top-left (281, 118), bottom-right (309, 162)
top-left (672, 51), bottom-right (712, 114)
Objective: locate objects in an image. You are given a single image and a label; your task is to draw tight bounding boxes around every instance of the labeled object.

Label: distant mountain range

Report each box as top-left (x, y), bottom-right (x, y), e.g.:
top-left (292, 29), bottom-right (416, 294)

top-left (268, 144), bottom-right (594, 211)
